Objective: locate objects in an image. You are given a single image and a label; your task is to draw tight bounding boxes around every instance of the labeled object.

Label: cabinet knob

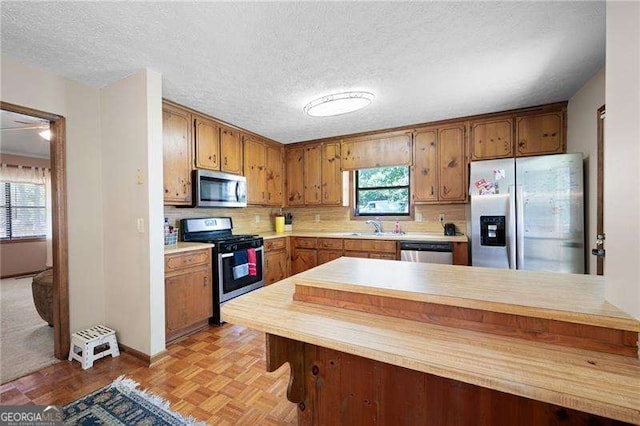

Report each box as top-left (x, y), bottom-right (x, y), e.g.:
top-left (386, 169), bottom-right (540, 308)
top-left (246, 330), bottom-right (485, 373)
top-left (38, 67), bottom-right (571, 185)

top-left (519, 140), bottom-right (526, 147)
top-left (224, 157), bottom-right (228, 166)
top-left (204, 276), bottom-right (208, 286)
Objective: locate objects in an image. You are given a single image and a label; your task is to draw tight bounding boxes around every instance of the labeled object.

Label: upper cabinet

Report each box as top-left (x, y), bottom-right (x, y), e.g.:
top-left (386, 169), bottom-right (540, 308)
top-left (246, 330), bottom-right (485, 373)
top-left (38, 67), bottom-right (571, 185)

top-left (285, 142), bottom-right (342, 207)
top-left (470, 117), bottom-right (513, 161)
top-left (163, 103), bottom-right (193, 205)
top-left (194, 115), bottom-right (220, 170)
top-left (413, 123), bottom-right (467, 204)
top-left (244, 136), bottom-right (283, 206)
top-left (341, 131), bottom-right (412, 170)
top-left (470, 105), bottom-right (566, 161)
top-left (515, 111), bottom-right (564, 157)
top-left (220, 126), bottom-right (243, 174)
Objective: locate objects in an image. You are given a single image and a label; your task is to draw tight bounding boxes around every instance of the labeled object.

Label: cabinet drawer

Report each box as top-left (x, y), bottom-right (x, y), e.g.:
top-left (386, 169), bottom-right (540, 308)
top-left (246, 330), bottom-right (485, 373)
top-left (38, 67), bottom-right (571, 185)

top-left (344, 239), bottom-right (397, 254)
top-left (318, 238), bottom-right (343, 250)
top-left (265, 237), bottom-right (287, 251)
top-left (343, 251), bottom-right (370, 259)
top-left (165, 249), bottom-right (210, 272)
top-left (318, 250), bottom-right (343, 264)
top-left (294, 237), bottom-right (318, 249)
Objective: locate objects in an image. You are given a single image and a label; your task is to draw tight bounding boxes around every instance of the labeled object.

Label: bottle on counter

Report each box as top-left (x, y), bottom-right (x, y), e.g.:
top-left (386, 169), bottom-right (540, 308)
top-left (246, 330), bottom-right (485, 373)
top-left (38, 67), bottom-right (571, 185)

top-left (393, 221), bottom-right (401, 234)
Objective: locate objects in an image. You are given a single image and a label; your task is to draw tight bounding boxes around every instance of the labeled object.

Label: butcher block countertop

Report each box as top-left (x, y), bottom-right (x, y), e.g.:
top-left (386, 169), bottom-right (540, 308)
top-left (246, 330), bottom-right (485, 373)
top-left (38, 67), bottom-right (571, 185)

top-left (163, 242), bottom-right (214, 254)
top-left (221, 258), bottom-right (640, 423)
top-left (259, 230), bottom-right (467, 243)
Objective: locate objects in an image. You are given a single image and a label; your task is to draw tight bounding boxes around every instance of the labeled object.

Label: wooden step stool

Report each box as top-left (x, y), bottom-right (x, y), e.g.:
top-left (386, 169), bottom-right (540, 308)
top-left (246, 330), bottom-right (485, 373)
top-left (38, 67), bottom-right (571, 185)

top-left (68, 325), bottom-right (120, 369)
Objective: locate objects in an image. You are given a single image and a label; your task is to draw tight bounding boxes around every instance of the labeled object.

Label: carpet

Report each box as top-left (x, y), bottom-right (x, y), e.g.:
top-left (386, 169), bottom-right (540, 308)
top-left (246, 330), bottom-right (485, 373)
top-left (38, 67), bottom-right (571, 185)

top-left (0, 277), bottom-right (58, 384)
top-left (63, 376), bottom-right (204, 425)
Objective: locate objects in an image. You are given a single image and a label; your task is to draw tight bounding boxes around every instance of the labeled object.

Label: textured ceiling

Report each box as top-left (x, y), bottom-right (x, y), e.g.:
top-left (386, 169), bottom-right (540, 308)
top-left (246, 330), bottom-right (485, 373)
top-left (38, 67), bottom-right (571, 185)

top-left (1, 2), bottom-right (604, 143)
top-left (0, 110), bottom-right (50, 158)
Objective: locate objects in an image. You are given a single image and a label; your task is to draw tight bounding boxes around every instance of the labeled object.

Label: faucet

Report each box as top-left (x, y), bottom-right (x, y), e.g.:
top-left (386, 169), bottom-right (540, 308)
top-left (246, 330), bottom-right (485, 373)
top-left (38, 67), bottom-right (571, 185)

top-left (365, 219), bottom-right (383, 234)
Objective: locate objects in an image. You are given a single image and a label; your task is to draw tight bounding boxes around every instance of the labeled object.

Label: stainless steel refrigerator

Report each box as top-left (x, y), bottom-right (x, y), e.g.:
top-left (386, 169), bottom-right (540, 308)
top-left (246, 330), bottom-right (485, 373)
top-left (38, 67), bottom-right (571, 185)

top-left (470, 153), bottom-right (584, 273)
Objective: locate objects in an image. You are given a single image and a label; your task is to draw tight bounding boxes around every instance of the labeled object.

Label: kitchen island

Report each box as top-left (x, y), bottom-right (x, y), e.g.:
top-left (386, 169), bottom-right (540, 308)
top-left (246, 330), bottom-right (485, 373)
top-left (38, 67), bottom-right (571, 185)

top-left (221, 258), bottom-right (640, 425)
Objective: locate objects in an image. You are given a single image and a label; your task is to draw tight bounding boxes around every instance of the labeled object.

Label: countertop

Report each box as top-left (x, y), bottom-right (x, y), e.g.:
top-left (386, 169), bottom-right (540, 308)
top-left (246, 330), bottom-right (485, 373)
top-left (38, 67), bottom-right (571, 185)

top-left (221, 258), bottom-right (640, 423)
top-left (164, 241), bottom-right (214, 254)
top-left (258, 230), bottom-right (468, 243)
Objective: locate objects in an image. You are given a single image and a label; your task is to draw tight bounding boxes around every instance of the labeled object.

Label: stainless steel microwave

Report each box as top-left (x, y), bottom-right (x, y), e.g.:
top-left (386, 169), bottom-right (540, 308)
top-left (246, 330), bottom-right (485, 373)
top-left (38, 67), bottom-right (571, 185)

top-left (193, 170), bottom-right (247, 208)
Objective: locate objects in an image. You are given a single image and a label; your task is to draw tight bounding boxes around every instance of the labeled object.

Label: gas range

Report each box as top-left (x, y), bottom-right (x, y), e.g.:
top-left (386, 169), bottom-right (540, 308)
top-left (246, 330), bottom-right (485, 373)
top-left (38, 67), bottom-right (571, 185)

top-left (181, 217), bottom-right (263, 252)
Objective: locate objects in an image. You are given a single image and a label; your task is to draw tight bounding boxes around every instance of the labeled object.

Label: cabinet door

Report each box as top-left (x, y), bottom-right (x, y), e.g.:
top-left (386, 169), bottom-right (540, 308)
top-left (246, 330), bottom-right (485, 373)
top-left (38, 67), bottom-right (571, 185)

top-left (220, 126), bottom-right (243, 174)
top-left (165, 273), bottom-right (190, 334)
top-left (266, 144), bottom-right (284, 206)
top-left (291, 248), bottom-right (317, 274)
top-left (265, 249), bottom-right (288, 285)
top-left (322, 142), bottom-right (342, 205)
top-left (515, 112), bottom-right (564, 157)
top-left (304, 144), bottom-right (322, 205)
top-left (244, 137), bottom-right (267, 204)
top-left (470, 118), bottom-right (513, 160)
top-left (413, 129), bottom-right (438, 202)
top-left (318, 250), bottom-right (343, 265)
top-left (162, 104), bottom-right (192, 205)
top-left (194, 116), bottom-right (220, 170)
top-left (438, 125), bottom-right (467, 202)
top-left (286, 147), bottom-right (305, 206)
top-left (190, 268), bottom-right (213, 321)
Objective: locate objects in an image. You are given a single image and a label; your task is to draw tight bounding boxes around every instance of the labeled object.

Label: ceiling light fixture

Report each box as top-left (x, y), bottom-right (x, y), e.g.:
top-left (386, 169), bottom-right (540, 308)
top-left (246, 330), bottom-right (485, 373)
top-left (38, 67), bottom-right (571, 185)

top-left (39, 129), bottom-right (51, 141)
top-left (304, 91), bottom-right (374, 117)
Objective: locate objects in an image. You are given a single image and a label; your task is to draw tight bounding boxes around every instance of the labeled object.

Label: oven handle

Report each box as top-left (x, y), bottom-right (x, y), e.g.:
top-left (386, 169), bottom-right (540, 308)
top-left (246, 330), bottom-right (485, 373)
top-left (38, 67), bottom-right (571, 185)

top-left (220, 246), bottom-right (264, 258)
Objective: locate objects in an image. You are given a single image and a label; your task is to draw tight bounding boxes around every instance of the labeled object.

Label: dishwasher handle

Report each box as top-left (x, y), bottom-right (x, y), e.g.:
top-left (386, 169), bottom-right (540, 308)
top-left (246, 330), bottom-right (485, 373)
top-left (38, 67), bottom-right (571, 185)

top-left (399, 241), bottom-right (453, 252)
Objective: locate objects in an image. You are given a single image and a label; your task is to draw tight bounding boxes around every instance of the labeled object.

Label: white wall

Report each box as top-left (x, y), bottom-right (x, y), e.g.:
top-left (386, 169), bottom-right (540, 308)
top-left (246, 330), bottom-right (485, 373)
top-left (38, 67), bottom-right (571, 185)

top-left (101, 69), bottom-right (165, 356)
top-left (0, 57), bottom-right (106, 331)
top-left (567, 67), bottom-right (605, 274)
top-left (604, 1), bottom-right (640, 319)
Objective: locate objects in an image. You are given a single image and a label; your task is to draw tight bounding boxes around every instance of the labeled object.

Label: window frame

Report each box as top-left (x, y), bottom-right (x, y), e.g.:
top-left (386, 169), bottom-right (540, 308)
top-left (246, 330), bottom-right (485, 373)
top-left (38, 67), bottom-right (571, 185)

top-left (0, 181), bottom-right (47, 241)
top-left (350, 167), bottom-right (414, 221)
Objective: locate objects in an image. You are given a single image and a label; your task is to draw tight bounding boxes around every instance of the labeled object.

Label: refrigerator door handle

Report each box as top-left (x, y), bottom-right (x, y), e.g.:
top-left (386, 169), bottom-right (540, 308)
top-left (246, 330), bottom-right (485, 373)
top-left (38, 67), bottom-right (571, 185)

top-left (515, 185), bottom-right (525, 269)
top-left (508, 185), bottom-right (517, 269)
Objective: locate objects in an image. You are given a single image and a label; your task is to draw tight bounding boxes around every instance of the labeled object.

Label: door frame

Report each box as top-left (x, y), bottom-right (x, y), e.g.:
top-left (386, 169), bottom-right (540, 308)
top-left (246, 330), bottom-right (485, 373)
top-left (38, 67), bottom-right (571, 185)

top-left (596, 105), bottom-right (605, 275)
top-left (1, 101), bottom-right (69, 359)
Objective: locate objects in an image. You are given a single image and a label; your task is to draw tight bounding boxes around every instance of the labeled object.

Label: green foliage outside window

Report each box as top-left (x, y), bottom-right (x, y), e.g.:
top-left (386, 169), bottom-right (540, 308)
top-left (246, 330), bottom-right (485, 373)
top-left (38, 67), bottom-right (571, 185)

top-left (355, 166), bottom-right (410, 215)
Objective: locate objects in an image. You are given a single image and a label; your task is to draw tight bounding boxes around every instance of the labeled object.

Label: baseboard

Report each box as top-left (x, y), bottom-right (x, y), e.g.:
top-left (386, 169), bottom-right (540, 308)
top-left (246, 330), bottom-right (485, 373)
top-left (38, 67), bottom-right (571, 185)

top-left (118, 343), bottom-right (169, 367)
top-left (1, 269), bottom-right (45, 279)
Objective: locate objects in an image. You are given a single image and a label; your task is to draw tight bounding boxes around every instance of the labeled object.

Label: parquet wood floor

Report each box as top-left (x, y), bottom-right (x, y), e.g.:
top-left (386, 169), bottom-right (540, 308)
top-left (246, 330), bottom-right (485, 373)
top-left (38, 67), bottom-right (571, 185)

top-left (0, 324), bottom-right (297, 425)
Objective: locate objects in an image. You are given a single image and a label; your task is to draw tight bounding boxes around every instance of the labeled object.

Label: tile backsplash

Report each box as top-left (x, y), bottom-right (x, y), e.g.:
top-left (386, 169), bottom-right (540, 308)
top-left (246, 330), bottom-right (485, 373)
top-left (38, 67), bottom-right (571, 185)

top-left (165, 203), bottom-right (468, 236)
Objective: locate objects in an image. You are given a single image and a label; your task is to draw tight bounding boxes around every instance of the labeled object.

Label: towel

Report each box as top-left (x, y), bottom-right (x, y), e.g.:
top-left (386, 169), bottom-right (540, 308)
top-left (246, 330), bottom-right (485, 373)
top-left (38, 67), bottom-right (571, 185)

top-left (233, 250), bottom-right (249, 279)
top-left (247, 248), bottom-right (257, 276)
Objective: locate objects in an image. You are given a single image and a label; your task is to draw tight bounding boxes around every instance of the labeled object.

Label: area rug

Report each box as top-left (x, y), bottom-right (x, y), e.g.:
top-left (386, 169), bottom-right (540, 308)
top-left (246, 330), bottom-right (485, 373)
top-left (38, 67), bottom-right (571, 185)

top-left (0, 277), bottom-right (58, 384)
top-left (63, 376), bottom-right (204, 425)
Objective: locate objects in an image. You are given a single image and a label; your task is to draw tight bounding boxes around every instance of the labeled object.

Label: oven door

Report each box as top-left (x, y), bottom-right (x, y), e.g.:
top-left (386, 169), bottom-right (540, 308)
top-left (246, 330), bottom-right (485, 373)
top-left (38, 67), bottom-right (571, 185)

top-left (218, 247), bottom-right (264, 303)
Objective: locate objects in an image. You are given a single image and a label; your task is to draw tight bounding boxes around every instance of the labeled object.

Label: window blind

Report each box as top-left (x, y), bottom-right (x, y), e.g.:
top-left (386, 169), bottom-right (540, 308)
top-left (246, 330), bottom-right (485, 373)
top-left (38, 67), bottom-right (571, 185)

top-left (1, 181), bottom-right (47, 239)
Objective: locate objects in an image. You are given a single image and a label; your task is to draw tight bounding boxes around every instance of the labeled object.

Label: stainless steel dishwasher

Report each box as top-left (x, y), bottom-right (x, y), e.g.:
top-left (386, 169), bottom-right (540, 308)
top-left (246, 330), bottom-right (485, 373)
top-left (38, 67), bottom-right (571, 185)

top-left (400, 241), bottom-right (453, 264)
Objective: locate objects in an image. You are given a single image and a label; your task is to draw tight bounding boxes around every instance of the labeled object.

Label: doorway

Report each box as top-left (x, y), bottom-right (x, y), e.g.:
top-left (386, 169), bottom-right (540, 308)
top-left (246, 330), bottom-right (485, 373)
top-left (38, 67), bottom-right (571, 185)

top-left (0, 102), bottom-right (69, 382)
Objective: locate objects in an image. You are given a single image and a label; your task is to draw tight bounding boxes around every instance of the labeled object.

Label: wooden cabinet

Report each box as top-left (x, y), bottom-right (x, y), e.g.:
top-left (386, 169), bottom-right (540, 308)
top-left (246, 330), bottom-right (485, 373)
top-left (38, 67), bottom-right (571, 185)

top-left (471, 107), bottom-right (565, 161)
top-left (266, 145), bottom-right (284, 205)
top-left (413, 123), bottom-right (467, 203)
top-left (264, 238), bottom-right (289, 285)
top-left (321, 142), bottom-right (342, 205)
top-left (244, 137), bottom-right (283, 206)
top-left (341, 131), bottom-right (413, 170)
top-left (318, 238), bottom-right (343, 265)
top-left (163, 103), bottom-right (193, 205)
top-left (194, 115), bottom-right (220, 170)
top-left (291, 237), bottom-right (318, 274)
top-left (285, 142), bottom-right (342, 207)
top-left (304, 145), bottom-right (322, 205)
top-left (220, 126), bottom-right (243, 174)
top-left (452, 241), bottom-right (469, 266)
top-left (286, 147), bottom-right (305, 206)
top-left (470, 118), bottom-right (513, 161)
top-left (343, 239), bottom-right (398, 259)
top-left (244, 136), bottom-right (267, 204)
top-left (164, 248), bottom-right (212, 344)
top-left (515, 111), bottom-right (564, 157)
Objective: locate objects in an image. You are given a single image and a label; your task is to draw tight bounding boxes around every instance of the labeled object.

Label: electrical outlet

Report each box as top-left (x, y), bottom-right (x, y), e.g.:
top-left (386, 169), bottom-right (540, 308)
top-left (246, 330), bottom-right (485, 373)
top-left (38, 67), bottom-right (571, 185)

top-left (415, 213), bottom-right (423, 222)
top-left (315, 214), bottom-right (320, 222)
top-left (255, 215), bottom-right (260, 223)
top-left (439, 213), bottom-right (445, 222)
top-left (136, 218), bottom-right (145, 233)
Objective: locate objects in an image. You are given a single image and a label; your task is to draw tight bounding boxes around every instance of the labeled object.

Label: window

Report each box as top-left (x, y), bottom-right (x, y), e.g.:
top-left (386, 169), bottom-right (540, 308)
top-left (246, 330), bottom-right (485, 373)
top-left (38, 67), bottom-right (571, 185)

top-left (355, 166), bottom-right (410, 216)
top-left (0, 182), bottom-right (47, 239)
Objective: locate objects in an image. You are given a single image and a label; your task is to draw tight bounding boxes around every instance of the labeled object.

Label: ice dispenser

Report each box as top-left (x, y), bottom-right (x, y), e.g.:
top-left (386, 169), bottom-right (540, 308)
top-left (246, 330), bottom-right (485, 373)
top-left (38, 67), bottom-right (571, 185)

top-left (480, 216), bottom-right (506, 246)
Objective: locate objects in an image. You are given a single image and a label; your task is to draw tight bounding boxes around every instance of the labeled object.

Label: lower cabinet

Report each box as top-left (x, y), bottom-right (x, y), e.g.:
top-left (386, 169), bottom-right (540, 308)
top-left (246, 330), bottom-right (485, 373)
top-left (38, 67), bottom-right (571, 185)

top-left (265, 238), bottom-right (289, 285)
top-left (164, 248), bottom-right (213, 344)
